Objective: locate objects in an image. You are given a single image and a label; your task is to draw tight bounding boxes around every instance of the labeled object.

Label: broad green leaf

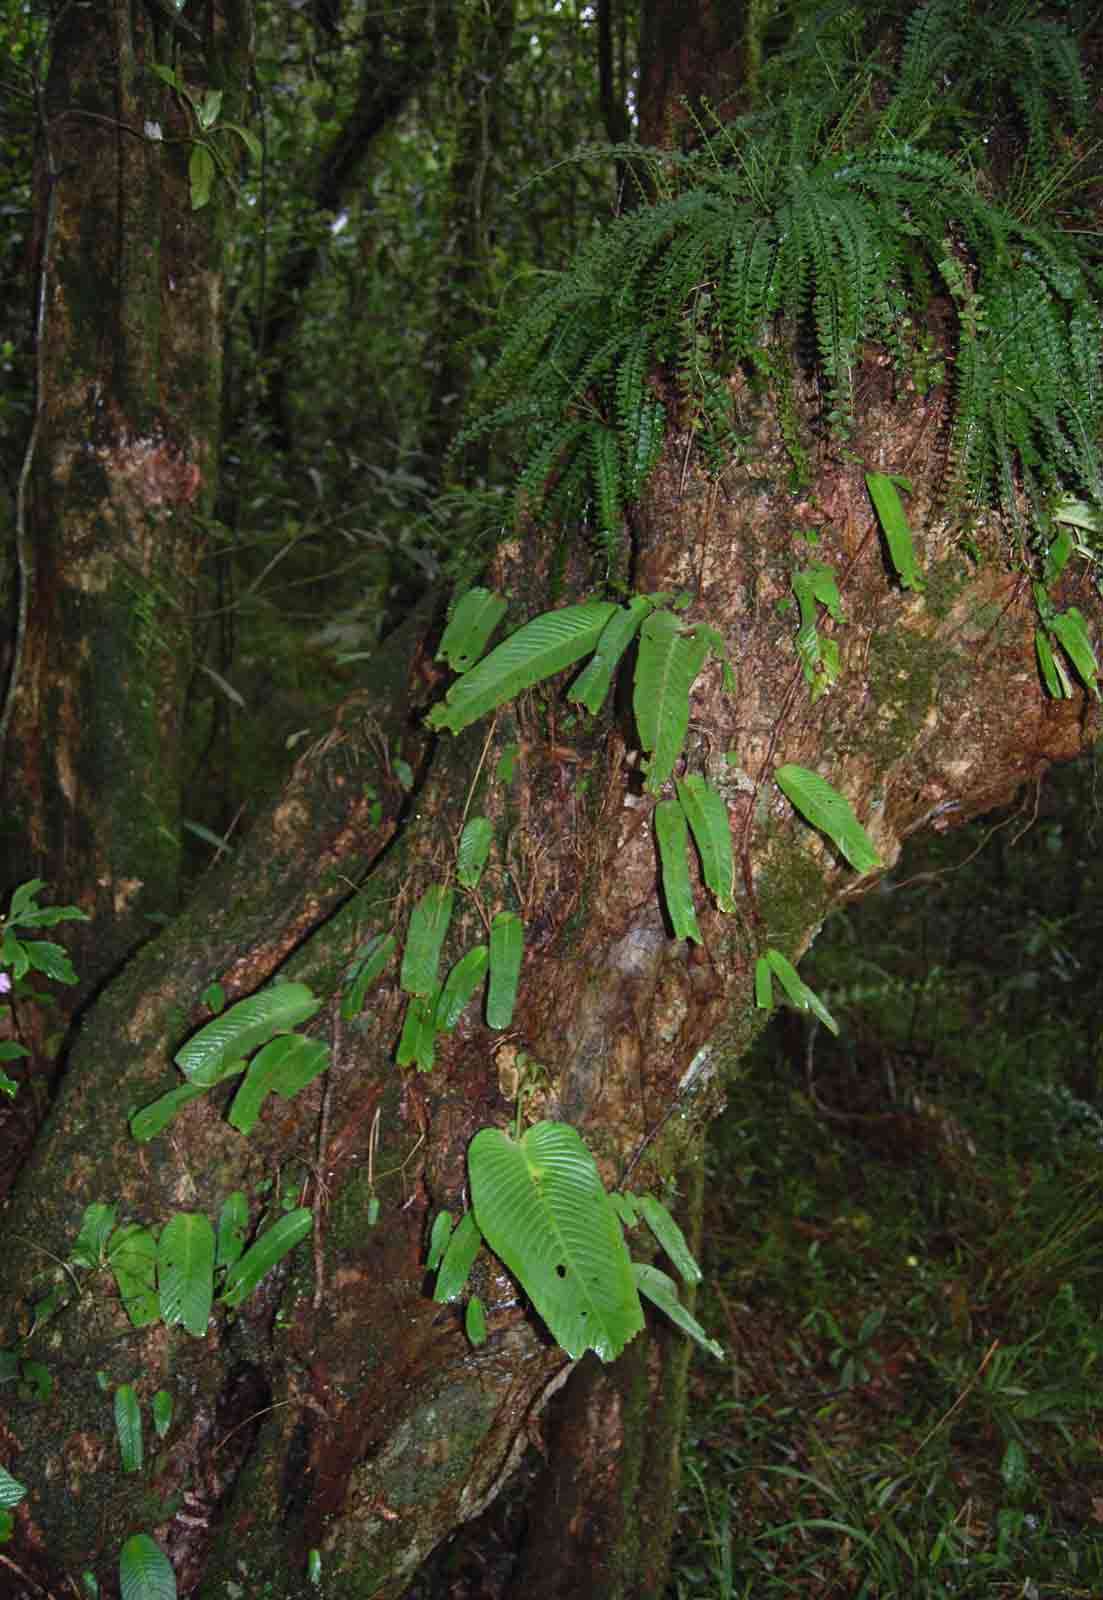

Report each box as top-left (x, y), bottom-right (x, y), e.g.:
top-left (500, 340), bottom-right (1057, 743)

top-left (1043, 527), bottom-right (1074, 587)
top-left (426, 1210), bottom-right (453, 1272)
top-left (222, 121), bottom-right (262, 164)
top-left (396, 993), bottom-right (438, 1071)
top-left (401, 886), bottom-right (455, 997)
top-left (437, 588), bottom-right (508, 671)
top-left (675, 775), bottom-right (734, 913)
top-left (24, 940), bottom-right (77, 984)
top-left (108, 1225), bottom-right (160, 1328)
top-left (219, 1209), bottom-right (312, 1309)
top-left (866, 472), bottom-right (923, 591)
top-left (0, 1465), bottom-right (26, 1508)
top-left (175, 984), bottom-right (321, 1086)
top-left (496, 743), bottom-right (520, 784)
top-left (804, 561), bottom-right (843, 623)
top-left (340, 932), bottom-right (396, 1021)
top-left (635, 1194), bottom-right (703, 1285)
top-left (427, 602), bottom-right (617, 735)
top-left (201, 982), bottom-right (226, 1013)
top-left (456, 818), bottom-right (494, 889)
top-left (754, 955), bottom-right (773, 1010)
top-left (158, 1213), bottom-right (215, 1338)
top-left (655, 800), bottom-right (702, 945)
top-left (469, 1121), bottom-right (644, 1362)
top-left (775, 764), bottom-right (881, 875)
top-left (5, 878), bottom-right (45, 923)
top-left (465, 1296), bottom-right (488, 1346)
top-left (70, 1202), bottom-right (117, 1269)
top-left (568, 595), bottom-right (653, 715)
top-left (129, 1082), bottom-right (210, 1142)
top-left (196, 88), bottom-right (222, 131)
top-left (436, 945), bottom-right (489, 1032)
top-left (765, 948), bottom-right (839, 1034)
top-left (228, 1035), bottom-right (329, 1135)
top-left (1049, 607), bottom-right (1100, 699)
top-left (114, 1384), bottom-right (143, 1473)
top-left (152, 1390), bottom-right (173, 1440)
top-left (632, 1263), bottom-right (724, 1360)
top-left (609, 1191), bottom-right (640, 1227)
top-left (433, 1209), bottom-right (482, 1303)
top-left (487, 912), bottom-right (523, 1028)
top-left (216, 1192), bottom-right (250, 1270)
top-left (633, 613), bottom-right (711, 792)
top-left (188, 142), bottom-right (215, 209)
top-left (1053, 496), bottom-right (1102, 533)
top-left (119, 1533), bottom-right (177, 1600)
top-left (1036, 626), bottom-right (1071, 698)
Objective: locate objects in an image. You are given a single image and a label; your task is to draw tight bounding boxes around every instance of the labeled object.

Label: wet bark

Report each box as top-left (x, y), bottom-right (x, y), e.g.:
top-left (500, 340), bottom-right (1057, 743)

top-left (3, 352), bottom-right (1099, 1598)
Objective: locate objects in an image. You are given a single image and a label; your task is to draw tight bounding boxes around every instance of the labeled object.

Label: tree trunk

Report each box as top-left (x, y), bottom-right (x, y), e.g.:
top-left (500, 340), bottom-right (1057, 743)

top-left (3, 343), bottom-right (1098, 1596)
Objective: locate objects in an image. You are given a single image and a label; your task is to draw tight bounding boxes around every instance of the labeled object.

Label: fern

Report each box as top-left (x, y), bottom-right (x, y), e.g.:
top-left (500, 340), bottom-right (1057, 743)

top-left (458, 0), bottom-right (1101, 565)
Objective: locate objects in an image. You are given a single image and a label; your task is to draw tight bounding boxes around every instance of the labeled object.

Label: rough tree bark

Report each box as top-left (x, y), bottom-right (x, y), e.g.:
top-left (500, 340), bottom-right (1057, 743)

top-left (3, 344), bottom-right (1099, 1599)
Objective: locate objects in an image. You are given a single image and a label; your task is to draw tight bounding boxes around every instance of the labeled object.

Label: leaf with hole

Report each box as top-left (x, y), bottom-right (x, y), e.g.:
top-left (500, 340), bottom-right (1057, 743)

top-left (437, 588), bottom-right (508, 672)
top-left (433, 1210), bottom-right (483, 1303)
top-left (119, 1533), bottom-right (177, 1600)
top-left (108, 1225), bottom-right (160, 1328)
top-left (775, 764), bottom-right (881, 875)
top-left (436, 946), bottom-right (489, 1032)
top-left (655, 799), bottom-right (702, 944)
top-left (487, 912), bottom-right (523, 1028)
top-left (427, 602), bottom-right (617, 735)
top-left (468, 1121), bottom-right (643, 1362)
top-left (866, 472), bottom-right (923, 592)
top-left (675, 775), bottom-right (734, 913)
top-left (228, 1034), bottom-right (330, 1135)
top-left (219, 1209), bottom-right (312, 1309)
top-left (632, 1263), bottom-right (724, 1359)
top-left (765, 948), bottom-right (839, 1034)
top-left (568, 595), bottom-right (653, 715)
top-left (401, 886), bottom-right (455, 997)
top-left (456, 818), bottom-right (494, 889)
top-left (216, 1192), bottom-right (249, 1270)
top-left (114, 1384), bottom-right (143, 1473)
top-left (175, 984), bottom-right (321, 1086)
top-left (633, 613), bottom-right (711, 792)
top-left (158, 1213), bottom-right (215, 1338)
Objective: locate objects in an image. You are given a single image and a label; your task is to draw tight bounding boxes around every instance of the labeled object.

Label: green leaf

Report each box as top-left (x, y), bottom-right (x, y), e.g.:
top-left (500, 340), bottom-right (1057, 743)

top-left (307, 1549), bottom-right (323, 1587)
top-left (129, 1082), bottom-right (211, 1142)
top-left (433, 1209), bottom-right (483, 1303)
top-left (188, 142), bottom-right (215, 209)
top-left (435, 946), bottom-right (489, 1033)
top-left (228, 1035), bottom-right (329, 1135)
top-left (866, 472), bottom-right (924, 592)
top-left (221, 122), bottom-right (262, 164)
top-left (0, 1068), bottom-right (17, 1099)
top-left (568, 595), bottom-right (653, 715)
top-left (216, 1192), bottom-right (250, 1270)
top-left (119, 1533), bottom-right (177, 1600)
top-left (765, 948), bottom-right (839, 1034)
top-left (487, 912), bottom-right (523, 1028)
top-left (114, 1384), bottom-right (143, 1473)
top-left (196, 88), bottom-right (222, 130)
top-left (754, 955), bottom-right (773, 1010)
top-left (633, 613), bottom-right (711, 792)
top-left (456, 817), bottom-right (494, 889)
top-left (340, 932), bottom-right (396, 1021)
top-left (401, 886), bottom-right (455, 997)
top-left (108, 1225), bottom-right (160, 1328)
top-left (496, 743), bottom-right (520, 784)
top-left (81, 1571), bottom-right (100, 1598)
top-left (775, 765), bottom-right (881, 875)
top-left (24, 940), bottom-right (77, 984)
top-left (427, 602), bottom-right (617, 735)
top-left (465, 1295), bottom-right (488, 1346)
top-left (152, 1390), bottom-right (173, 1440)
top-left (655, 799), bottom-right (702, 945)
top-left (1036, 626), bottom-right (1071, 698)
top-left (175, 984), bottom-right (321, 1086)
top-left (201, 982), bottom-right (226, 1013)
top-left (158, 1213), bottom-right (215, 1338)
top-left (632, 1263), bottom-right (724, 1360)
top-left (1049, 607), bottom-right (1100, 699)
top-left (609, 1192), bottom-right (640, 1228)
top-left (675, 775), bottom-right (734, 913)
top-left (426, 1210), bottom-right (453, 1272)
top-left (635, 1194), bottom-right (703, 1285)
top-left (70, 1202), bottom-right (117, 1268)
top-left (437, 588), bottom-right (508, 671)
top-left (1053, 496), bottom-right (1102, 533)
top-left (1043, 527), bottom-right (1074, 587)
top-left (0, 1465), bottom-right (26, 1509)
top-left (5, 878), bottom-right (45, 923)
top-left (468, 1121), bottom-right (644, 1362)
top-left (396, 993), bottom-right (438, 1071)
top-left (219, 1209), bottom-right (312, 1309)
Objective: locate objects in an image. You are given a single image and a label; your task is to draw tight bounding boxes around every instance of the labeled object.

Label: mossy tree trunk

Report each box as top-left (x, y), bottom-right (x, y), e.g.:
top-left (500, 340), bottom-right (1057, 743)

top-left (3, 353), bottom-right (1099, 1598)
top-left (0, 0), bottom-right (253, 1014)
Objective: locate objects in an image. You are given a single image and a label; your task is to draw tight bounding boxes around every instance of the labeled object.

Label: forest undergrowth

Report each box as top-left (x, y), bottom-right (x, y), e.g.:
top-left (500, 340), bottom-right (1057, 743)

top-left (670, 756), bottom-right (1103, 1599)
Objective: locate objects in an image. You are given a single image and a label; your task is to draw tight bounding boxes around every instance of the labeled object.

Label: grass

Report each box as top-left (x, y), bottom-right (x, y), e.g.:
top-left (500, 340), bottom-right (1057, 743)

top-left (670, 763), bottom-right (1103, 1597)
